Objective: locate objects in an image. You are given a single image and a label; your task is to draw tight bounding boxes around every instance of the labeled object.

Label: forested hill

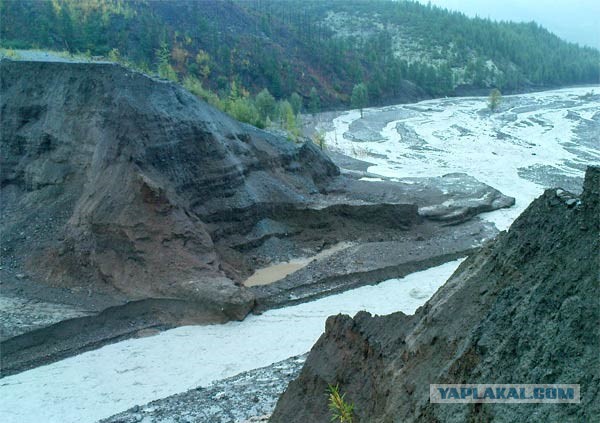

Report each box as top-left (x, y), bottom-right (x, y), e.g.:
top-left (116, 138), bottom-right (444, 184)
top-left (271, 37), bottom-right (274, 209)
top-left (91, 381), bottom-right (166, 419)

top-left (1, 0), bottom-right (599, 109)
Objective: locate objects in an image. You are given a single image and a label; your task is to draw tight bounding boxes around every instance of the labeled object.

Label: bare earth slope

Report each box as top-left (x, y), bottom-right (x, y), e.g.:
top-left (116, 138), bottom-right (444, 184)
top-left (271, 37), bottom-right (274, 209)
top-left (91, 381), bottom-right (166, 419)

top-left (0, 59), bottom-right (514, 375)
top-left (0, 59), bottom-right (515, 315)
top-left (0, 59), bottom-right (341, 319)
top-left (271, 166), bottom-right (599, 422)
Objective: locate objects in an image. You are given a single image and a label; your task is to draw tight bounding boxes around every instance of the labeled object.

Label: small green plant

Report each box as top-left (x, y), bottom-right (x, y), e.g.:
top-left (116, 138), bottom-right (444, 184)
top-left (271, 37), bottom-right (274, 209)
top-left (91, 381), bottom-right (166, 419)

top-left (488, 88), bottom-right (502, 112)
top-left (108, 48), bottom-right (121, 62)
top-left (0, 47), bottom-right (20, 59)
top-left (327, 383), bottom-right (354, 423)
top-left (279, 100), bottom-right (300, 141)
top-left (156, 42), bottom-right (178, 82)
top-left (313, 131), bottom-right (326, 150)
top-left (351, 82), bottom-right (369, 118)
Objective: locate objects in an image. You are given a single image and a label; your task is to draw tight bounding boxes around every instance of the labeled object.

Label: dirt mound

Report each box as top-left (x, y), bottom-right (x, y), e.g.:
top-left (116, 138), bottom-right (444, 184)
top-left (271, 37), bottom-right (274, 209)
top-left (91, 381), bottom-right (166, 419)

top-left (0, 59), bottom-right (341, 319)
top-left (271, 166), bottom-right (599, 422)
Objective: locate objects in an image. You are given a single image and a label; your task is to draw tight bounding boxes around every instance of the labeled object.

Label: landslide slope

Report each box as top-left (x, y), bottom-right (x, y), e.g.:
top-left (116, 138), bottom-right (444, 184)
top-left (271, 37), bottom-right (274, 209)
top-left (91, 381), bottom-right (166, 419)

top-left (0, 59), bottom-right (515, 325)
top-left (271, 167), bottom-right (600, 422)
top-left (0, 59), bottom-right (338, 319)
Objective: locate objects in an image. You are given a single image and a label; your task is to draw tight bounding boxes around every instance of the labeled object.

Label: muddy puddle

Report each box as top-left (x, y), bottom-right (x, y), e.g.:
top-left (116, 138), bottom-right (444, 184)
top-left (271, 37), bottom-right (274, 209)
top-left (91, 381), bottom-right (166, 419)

top-left (244, 243), bottom-right (352, 287)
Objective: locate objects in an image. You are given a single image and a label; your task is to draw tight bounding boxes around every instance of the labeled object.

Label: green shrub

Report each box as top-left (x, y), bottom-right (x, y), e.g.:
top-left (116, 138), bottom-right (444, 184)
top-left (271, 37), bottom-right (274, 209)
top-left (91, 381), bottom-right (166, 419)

top-left (313, 131), bottom-right (326, 150)
top-left (488, 88), bottom-right (502, 112)
top-left (226, 97), bottom-right (261, 127)
top-left (327, 384), bottom-right (354, 423)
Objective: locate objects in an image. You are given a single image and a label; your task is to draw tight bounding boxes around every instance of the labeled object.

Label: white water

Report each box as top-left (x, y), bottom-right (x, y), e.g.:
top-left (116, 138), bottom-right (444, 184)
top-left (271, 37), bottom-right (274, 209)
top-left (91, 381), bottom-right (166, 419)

top-left (325, 86), bottom-right (600, 230)
top-left (0, 260), bottom-right (462, 423)
top-left (2, 87), bottom-right (598, 423)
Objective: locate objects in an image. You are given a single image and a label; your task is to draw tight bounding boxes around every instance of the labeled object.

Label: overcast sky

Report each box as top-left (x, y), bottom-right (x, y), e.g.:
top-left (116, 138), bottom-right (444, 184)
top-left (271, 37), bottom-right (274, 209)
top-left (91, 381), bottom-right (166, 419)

top-left (416, 0), bottom-right (600, 49)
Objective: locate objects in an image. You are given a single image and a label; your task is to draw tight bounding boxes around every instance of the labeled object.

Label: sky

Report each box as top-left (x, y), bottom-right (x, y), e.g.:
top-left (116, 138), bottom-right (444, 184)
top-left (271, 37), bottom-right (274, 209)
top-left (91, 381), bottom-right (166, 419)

top-left (416, 0), bottom-right (600, 49)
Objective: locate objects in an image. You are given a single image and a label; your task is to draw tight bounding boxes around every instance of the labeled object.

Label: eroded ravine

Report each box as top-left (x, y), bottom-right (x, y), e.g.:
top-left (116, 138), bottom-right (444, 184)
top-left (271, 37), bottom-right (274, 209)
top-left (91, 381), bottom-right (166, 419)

top-left (1, 59), bottom-right (521, 378)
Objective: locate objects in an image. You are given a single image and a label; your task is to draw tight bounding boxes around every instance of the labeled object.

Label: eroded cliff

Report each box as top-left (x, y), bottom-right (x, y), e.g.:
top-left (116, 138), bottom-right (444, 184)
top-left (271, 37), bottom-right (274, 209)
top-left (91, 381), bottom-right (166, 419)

top-left (1, 60), bottom-right (344, 319)
top-left (1, 59), bottom-right (515, 325)
top-left (271, 167), bottom-right (599, 422)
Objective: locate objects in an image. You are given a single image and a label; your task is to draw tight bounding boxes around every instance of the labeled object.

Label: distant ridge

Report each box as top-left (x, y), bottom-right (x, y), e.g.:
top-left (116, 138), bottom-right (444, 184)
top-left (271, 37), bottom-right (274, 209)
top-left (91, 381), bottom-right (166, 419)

top-left (1, 0), bottom-right (598, 108)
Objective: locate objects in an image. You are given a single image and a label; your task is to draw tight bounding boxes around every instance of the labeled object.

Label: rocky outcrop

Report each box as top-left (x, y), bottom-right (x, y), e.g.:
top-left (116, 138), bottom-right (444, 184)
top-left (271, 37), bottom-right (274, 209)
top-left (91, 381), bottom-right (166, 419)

top-left (271, 167), bottom-right (599, 422)
top-left (327, 172), bottom-right (515, 224)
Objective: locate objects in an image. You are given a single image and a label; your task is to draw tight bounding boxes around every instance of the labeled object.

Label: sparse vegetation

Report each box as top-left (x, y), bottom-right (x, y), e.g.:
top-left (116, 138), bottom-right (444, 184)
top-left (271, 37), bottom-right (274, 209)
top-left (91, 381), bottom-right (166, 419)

top-left (0, 47), bottom-right (20, 59)
top-left (327, 384), bottom-right (354, 423)
top-left (107, 48), bottom-right (120, 63)
top-left (279, 100), bottom-right (300, 140)
top-left (227, 97), bottom-right (262, 129)
top-left (183, 75), bottom-right (301, 138)
top-left (351, 83), bottom-right (369, 118)
top-left (156, 42), bottom-right (178, 82)
top-left (488, 88), bottom-right (502, 112)
top-left (313, 131), bottom-right (327, 150)
top-left (256, 88), bottom-right (277, 122)
top-left (183, 75), bottom-right (223, 109)
top-left (290, 92), bottom-right (302, 116)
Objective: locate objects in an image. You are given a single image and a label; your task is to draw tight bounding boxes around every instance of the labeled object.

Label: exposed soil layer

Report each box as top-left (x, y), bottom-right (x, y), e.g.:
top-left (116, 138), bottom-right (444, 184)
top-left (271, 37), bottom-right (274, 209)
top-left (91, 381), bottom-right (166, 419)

top-left (271, 167), bottom-right (599, 423)
top-left (0, 60), bottom-right (513, 375)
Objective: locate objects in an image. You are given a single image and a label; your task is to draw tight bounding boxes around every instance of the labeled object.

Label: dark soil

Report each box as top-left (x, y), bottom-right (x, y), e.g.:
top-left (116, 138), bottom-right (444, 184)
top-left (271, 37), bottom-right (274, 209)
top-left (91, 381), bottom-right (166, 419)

top-left (0, 59), bottom-right (514, 376)
top-left (271, 167), bottom-right (600, 423)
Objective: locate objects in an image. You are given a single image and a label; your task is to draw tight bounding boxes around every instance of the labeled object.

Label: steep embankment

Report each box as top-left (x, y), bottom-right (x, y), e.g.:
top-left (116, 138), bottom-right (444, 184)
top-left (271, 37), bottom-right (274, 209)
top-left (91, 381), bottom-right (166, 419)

top-left (0, 59), bottom-right (515, 376)
top-left (0, 59), bottom-right (337, 320)
top-left (271, 167), bottom-right (599, 422)
top-left (0, 59), bottom-right (514, 317)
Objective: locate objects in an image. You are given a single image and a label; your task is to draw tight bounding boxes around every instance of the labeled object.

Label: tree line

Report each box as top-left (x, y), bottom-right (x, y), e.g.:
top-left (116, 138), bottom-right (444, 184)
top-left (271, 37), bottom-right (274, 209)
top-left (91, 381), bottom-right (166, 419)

top-left (1, 0), bottom-right (598, 113)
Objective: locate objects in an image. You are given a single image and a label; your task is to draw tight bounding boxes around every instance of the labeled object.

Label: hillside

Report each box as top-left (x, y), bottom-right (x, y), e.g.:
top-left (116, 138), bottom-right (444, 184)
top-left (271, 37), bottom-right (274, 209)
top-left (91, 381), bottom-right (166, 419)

top-left (1, 59), bottom-right (518, 374)
top-left (0, 58), bottom-right (335, 320)
top-left (271, 167), bottom-right (600, 422)
top-left (1, 0), bottom-right (598, 110)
